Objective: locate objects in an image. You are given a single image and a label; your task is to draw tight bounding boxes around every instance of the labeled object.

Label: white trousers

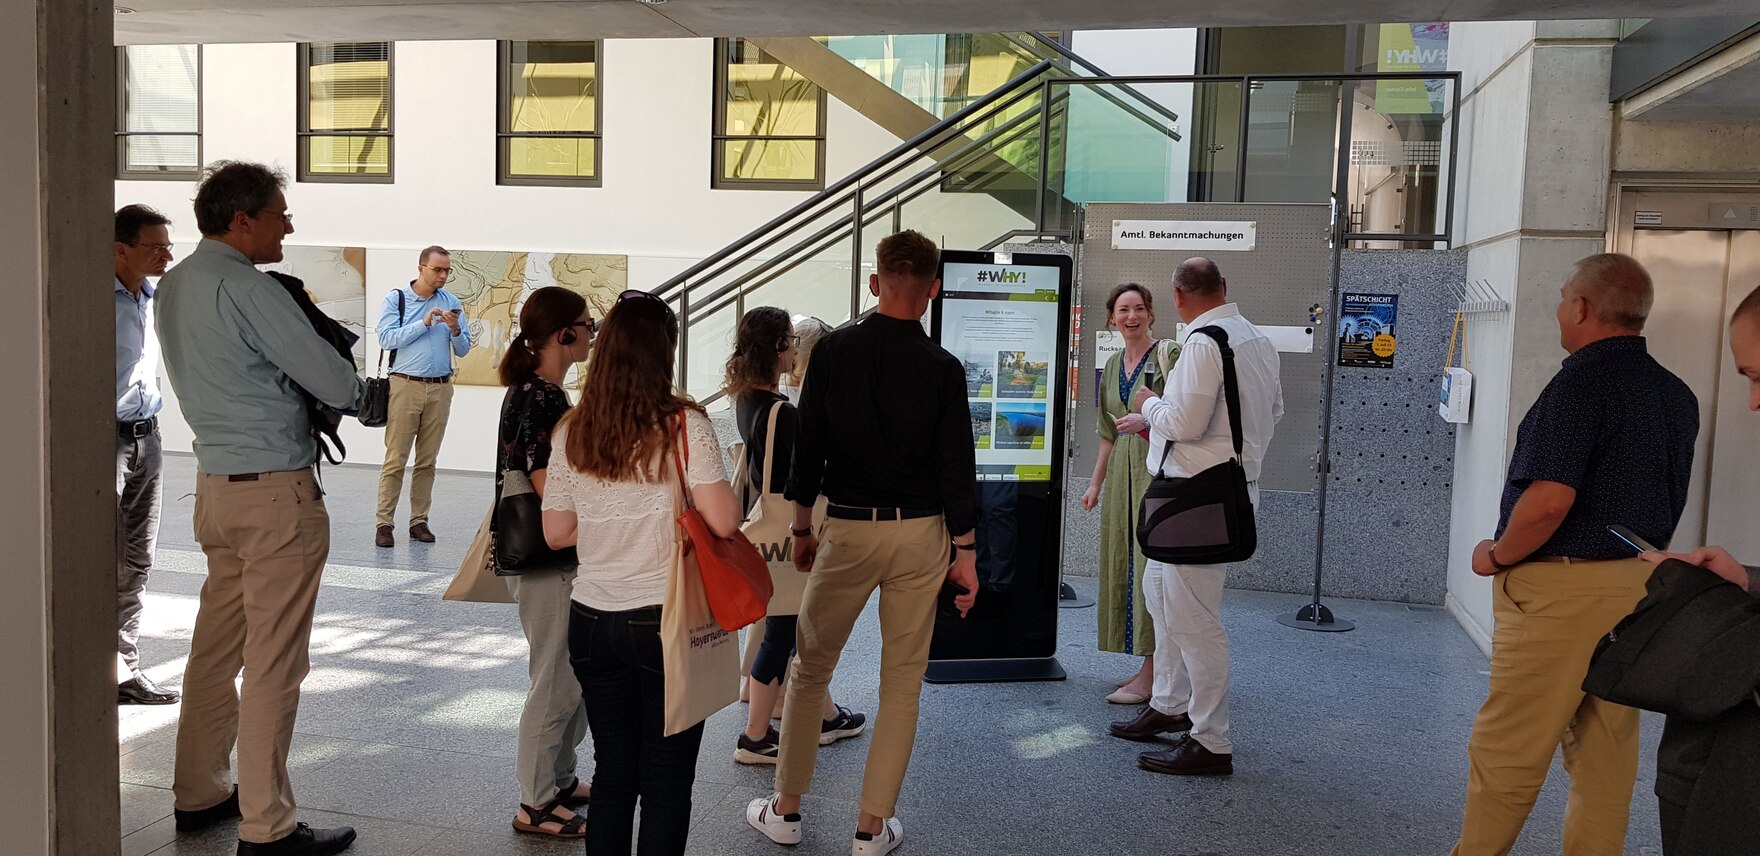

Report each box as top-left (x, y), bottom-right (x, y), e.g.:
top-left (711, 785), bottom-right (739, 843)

top-left (1143, 559), bottom-right (1231, 754)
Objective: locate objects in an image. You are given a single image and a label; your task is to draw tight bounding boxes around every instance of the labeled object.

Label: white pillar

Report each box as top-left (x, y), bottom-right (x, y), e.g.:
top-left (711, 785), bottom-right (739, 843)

top-left (1444, 21), bottom-right (1619, 652)
top-left (0, 0), bottom-right (122, 852)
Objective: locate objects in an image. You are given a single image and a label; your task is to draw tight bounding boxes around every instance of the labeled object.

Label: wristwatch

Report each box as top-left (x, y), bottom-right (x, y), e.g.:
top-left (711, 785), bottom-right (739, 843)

top-left (790, 526), bottom-right (813, 538)
top-left (953, 542), bottom-right (977, 552)
top-left (1489, 544), bottom-right (1518, 572)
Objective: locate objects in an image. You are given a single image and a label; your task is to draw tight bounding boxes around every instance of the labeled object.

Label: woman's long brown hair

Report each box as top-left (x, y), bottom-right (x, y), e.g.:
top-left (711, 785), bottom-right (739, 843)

top-left (558, 293), bottom-right (701, 482)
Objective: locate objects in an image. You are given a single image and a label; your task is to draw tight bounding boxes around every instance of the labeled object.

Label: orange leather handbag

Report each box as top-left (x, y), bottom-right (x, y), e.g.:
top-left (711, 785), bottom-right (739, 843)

top-left (672, 415), bottom-right (772, 631)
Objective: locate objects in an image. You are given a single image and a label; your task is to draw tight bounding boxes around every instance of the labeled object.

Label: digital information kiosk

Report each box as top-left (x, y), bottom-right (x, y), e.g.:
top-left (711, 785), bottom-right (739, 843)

top-left (924, 249), bottom-right (1072, 683)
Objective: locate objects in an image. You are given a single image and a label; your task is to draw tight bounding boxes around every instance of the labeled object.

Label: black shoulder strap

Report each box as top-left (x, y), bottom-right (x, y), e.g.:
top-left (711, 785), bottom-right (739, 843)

top-left (1151, 325), bottom-right (1243, 476)
top-left (387, 289), bottom-right (406, 370)
top-left (1193, 325), bottom-right (1244, 459)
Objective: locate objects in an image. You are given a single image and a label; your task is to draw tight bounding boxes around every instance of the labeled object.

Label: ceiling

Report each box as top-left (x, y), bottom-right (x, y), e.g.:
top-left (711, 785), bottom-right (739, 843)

top-left (113, 0), bottom-right (1760, 45)
top-left (1626, 37), bottom-right (1760, 121)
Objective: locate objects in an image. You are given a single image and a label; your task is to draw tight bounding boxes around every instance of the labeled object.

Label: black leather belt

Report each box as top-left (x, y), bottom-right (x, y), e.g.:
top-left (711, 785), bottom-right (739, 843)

top-left (392, 372), bottom-right (451, 384)
top-left (118, 416), bottom-right (156, 439)
top-left (826, 505), bottom-right (941, 522)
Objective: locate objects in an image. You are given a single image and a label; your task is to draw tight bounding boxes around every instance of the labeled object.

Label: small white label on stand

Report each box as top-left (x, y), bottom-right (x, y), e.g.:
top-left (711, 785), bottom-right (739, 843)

top-left (1634, 211), bottom-right (1664, 226)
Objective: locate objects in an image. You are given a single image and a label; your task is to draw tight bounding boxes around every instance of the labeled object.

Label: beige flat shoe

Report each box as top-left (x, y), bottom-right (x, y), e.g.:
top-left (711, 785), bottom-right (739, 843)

top-left (1106, 688), bottom-right (1150, 705)
top-left (1116, 675), bottom-right (1135, 688)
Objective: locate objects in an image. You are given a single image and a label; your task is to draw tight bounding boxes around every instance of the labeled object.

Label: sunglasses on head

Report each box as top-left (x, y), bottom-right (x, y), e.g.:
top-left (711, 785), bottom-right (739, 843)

top-left (618, 289), bottom-right (676, 320)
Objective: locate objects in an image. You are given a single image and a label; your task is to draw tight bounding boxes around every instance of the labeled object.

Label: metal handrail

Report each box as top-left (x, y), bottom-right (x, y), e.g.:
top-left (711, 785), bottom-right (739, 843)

top-left (654, 59), bottom-right (1056, 300)
top-left (1013, 32), bottom-right (1183, 139)
top-left (681, 92), bottom-right (1070, 319)
top-left (668, 72), bottom-right (1059, 319)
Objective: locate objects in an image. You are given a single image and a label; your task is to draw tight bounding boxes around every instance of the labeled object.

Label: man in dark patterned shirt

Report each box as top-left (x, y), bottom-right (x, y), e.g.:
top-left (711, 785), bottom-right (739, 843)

top-left (1451, 253), bottom-right (1699, 856)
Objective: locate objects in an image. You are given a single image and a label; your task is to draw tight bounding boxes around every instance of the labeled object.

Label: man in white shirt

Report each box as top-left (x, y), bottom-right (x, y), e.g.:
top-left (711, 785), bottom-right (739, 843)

top-left (1110, 257), bottom-right (1282, 776)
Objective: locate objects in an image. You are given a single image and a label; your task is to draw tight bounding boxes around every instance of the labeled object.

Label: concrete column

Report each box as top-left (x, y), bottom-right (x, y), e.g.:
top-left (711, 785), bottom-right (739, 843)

top-left (1444, 21), bottom-right (1619, 651)
top-left (0, 0), bottom-right (122, 852)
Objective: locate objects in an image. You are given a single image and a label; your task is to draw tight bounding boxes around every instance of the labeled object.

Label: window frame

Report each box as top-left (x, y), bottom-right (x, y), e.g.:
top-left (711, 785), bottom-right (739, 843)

top-left (297, 41), bottom-right (395, 184)
top-left (115, 44), bottom-right (203, 181)
top-left (711, 38), bottom-right (828, 191)
top-left (496, 40), bottom-right (604, 188)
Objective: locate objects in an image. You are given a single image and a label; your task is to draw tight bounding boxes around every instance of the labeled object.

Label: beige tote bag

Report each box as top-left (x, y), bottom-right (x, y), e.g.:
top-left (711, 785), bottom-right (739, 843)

top-left (661, 431), bottom-right (741, 736)
top-left (443, 505), bottom-right (516, 604)
top-left (740, 400), bottom-right (824, 617)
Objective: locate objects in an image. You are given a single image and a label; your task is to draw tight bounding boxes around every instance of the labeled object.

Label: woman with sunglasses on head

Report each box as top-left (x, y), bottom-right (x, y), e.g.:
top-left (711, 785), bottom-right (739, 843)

top-left (496, 286), bottom-right (596, 838)
top-left (541, 289), bottom-right (742, 856)
top-left (724, 307), bottom-right (868, 767)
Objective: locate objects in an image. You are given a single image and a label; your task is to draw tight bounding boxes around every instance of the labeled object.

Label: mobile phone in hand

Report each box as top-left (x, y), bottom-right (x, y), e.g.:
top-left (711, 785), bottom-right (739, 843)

top-left (1607, 524), bottom-right (1657, 554)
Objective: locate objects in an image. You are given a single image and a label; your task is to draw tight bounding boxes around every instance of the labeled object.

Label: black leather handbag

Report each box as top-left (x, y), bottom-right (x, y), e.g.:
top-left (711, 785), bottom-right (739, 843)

top-left (357, 290), bottom-right (404, 429)
top-left (1135, 325), bottom-right (1258, 565)
top-left (494, 468), bottom-right (578, 574)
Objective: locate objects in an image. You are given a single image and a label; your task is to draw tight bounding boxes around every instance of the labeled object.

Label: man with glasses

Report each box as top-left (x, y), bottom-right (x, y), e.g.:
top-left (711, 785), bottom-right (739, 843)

top-left (113, 203), bottom-right (179, 706)
top-left (373, 246), bottom-right (473, 548)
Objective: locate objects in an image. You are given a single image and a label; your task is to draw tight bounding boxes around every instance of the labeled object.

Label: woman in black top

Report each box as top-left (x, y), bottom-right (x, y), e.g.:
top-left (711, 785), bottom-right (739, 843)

top-left (723, 306), bottom-right (867, 765)
top-left (497, 286), bottom-right (596, 838)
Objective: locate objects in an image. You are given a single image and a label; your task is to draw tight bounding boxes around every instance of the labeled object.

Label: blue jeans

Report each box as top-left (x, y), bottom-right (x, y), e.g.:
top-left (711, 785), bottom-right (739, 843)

top-left (568, 602), bottom-right (705, 856)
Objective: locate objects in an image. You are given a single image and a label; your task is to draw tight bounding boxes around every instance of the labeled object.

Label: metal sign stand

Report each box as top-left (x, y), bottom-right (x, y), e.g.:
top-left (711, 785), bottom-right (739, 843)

top-left (1278, 89), bottom-right (1359, 634)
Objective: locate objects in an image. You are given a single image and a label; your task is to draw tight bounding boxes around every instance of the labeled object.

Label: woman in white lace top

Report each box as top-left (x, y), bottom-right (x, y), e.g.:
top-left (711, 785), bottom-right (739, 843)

top-left (540, 289), bottom-right (742, 856)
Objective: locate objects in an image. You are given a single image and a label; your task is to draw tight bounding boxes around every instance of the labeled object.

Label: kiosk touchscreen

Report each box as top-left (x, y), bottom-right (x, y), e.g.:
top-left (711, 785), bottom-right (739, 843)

top-left (925, 250), bottom-right (1072, 683)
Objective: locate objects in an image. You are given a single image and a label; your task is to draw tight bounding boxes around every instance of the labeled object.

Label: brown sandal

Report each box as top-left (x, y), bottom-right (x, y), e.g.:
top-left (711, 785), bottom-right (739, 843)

top-left (512, 800), bottom-right (586, 838)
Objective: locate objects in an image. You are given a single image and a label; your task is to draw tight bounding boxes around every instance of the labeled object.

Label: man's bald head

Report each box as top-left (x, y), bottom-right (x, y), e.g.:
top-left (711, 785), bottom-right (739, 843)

top-left (1173, 257), bottom-right (1225, 298)
top-left (1734, 284), bottom-right (1760, 334)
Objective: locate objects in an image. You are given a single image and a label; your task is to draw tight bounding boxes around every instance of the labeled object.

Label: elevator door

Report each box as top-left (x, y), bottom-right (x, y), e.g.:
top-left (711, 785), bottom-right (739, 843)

top-left (1627, 227), bottom-right (1760, 558)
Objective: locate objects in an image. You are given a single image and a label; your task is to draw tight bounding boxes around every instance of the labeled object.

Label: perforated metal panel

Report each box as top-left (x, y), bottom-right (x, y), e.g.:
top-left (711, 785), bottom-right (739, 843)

top-left (1075, 203), bottom-right (1332, 493)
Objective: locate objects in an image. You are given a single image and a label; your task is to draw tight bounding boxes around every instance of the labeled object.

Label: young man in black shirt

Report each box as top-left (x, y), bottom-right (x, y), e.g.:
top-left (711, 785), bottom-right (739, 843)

top-left (744, 230), bottom-right (978, 856)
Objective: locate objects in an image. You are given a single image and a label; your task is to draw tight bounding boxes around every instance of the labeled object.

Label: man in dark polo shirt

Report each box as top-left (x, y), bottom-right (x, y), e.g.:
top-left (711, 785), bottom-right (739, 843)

top-left (1451, 253), bottom-right (1698, 856)
top-left (741, 230), bottom-right (977, 856)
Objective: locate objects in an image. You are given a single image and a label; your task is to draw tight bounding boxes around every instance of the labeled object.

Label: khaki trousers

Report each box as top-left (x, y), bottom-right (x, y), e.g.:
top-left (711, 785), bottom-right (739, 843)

top-left (775, 515), bottom-right (948, 819)
top-left (174, 470), bottom-right (330, 844)
top-left (376, 375), bottom-right (454, 527)
top-left (506, 569), bottom-right (590, 808)
top-left (1452, 558), bottom-right (1652, 856)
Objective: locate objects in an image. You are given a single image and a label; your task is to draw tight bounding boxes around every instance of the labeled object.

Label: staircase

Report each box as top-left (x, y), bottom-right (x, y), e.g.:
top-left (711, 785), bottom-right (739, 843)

top-left (655, 33), bottom-right (1184, 403)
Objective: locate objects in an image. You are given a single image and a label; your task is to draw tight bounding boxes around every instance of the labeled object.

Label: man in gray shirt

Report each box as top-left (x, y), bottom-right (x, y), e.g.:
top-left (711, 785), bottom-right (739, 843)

top-left (156, 161), bottom-right (364, 856)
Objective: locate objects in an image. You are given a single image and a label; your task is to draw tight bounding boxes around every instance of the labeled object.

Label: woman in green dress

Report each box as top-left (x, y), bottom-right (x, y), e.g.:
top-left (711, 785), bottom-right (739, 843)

top-left (1080, 283), bottom-right (1176, 704)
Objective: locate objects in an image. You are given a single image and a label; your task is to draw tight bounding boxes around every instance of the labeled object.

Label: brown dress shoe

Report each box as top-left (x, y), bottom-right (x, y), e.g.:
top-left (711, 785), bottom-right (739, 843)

top-left (375, 525), bottom-right (394, 548)
top-left (409, 521), bottom-right (436, 543)
top-left (1108, 707), bottom-right (1193, 742)
top-left (1139, 735), bottom-right (1233, 776)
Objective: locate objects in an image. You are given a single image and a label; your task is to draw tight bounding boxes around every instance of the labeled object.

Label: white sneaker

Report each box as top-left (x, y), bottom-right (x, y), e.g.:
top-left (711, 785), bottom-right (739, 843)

top-left (851, 817), bottom-right (904, 856)
top-left (746, 794), bottom-right (802, 846)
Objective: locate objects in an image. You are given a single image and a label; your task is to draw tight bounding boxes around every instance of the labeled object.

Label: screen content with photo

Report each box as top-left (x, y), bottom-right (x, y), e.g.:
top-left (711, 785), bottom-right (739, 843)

top-left (940, 261), bottom-right (1061, 482)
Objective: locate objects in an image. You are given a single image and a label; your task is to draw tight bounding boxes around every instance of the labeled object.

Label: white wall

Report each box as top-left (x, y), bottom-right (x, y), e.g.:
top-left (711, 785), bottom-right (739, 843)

top-left (121, 37), bottom-right (1031, 474)
top-left (1443, 21), bottom-right (1618, 651)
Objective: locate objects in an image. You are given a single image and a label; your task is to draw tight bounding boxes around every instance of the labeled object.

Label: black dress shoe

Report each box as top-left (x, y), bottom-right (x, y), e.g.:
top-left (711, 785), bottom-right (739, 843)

top-left (237, 823), bottom-right (356, 855)
top-left (1107, 707), bottom-right (1193, 741)
top-left (1138, 735), bottom-right (1233, 776)
top-left (175, 787), bottom-right (241, 831)
top-left (375, 525), bottom-right (395, 548)
top-left (119, 675), bottom-right (180, 705)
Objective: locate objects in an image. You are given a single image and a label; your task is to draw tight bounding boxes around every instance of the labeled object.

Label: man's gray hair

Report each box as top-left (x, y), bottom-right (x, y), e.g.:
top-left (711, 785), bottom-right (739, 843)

top-left (1568, 253), bottom-right (1652, 331)
top-left (1173, 257), bottom-right (1225, 298)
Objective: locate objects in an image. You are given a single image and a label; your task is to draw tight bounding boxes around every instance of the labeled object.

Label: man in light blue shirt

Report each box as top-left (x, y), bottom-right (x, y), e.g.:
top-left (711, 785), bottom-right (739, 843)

top-left (114, 204), bottom-right (179, 707)
top-left (372, 246), bottom-right (472, 547)
top-left (156, 161), bottom-right (363, 856)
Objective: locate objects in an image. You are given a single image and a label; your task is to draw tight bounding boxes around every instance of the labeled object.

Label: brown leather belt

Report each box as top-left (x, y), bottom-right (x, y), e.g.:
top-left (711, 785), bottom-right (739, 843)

top-left (392, 372), bottom-right (451, 384)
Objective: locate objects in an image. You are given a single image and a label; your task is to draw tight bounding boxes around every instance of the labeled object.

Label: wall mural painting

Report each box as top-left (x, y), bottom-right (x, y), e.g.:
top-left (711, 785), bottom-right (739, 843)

top-left (446, 249), bottom-right (629, 386)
